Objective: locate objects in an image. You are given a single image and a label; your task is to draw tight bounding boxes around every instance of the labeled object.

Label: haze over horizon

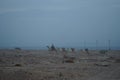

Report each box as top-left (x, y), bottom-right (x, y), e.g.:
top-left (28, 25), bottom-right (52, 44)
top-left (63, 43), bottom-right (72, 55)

top-left (0, 0), bottom-right (120, 49)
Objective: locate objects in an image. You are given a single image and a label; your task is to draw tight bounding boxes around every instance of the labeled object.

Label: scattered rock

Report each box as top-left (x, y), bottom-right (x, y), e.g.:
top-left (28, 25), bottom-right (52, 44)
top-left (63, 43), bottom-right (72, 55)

top-left (63, 56), bottom-right (75, 63)
top-left (14, 64), bottom-right (22, 67)
top-left (63, 59), bottom-right (74, 63)
top-left (94, 62), bottom-right (110, 67)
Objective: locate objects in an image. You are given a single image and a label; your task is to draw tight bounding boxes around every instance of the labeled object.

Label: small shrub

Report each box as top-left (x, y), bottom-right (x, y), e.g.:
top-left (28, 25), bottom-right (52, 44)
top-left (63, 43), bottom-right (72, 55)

top-left (99, 50), bottom-right (108, 54)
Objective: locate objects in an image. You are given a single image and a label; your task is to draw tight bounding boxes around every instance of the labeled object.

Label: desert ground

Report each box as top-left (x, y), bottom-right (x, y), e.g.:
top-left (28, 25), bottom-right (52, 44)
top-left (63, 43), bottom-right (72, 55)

top-left (0, 49), bottom-right (120, 80)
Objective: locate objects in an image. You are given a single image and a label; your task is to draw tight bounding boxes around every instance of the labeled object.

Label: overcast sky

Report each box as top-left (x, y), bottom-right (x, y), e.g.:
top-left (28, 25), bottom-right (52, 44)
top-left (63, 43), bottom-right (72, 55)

top-left (0, 0), bottom-right (120, 49)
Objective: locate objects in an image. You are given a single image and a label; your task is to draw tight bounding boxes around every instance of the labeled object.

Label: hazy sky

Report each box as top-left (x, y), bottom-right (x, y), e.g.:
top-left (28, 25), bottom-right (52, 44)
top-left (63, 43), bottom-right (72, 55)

top-left (0, 0), bottom-right (120, 48)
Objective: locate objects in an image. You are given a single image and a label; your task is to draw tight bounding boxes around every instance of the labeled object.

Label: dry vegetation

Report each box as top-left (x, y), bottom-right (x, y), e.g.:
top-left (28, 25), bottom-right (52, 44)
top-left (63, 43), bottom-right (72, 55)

top-left (0, 49), bottom-right (120, 80)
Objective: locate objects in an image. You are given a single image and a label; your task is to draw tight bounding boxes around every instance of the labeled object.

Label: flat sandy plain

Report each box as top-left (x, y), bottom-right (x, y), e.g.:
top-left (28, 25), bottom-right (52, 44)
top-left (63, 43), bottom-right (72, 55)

top-left (0, 49), bottom-right (120, 80)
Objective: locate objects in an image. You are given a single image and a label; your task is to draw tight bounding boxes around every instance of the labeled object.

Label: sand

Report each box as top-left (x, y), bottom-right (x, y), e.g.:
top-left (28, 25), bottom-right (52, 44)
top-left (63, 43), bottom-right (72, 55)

top-left (0, 49), bottom-right (120, 80)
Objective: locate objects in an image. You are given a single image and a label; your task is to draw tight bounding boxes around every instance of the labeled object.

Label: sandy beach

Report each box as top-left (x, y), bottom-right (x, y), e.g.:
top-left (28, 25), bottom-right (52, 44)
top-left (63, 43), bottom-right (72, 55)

top-left (0, 49), bottom-right (120, 80)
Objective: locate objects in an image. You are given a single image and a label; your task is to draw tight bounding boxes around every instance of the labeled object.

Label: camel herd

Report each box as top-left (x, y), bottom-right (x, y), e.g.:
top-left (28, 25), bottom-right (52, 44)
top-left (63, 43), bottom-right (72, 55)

top-left (46, 44), bottom-right (77, 63)
top-left (46, 44), bottom-right (76, 54)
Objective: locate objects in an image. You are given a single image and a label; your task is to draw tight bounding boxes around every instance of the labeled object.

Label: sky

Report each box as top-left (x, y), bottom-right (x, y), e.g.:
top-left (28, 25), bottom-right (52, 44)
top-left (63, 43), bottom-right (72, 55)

top-left (0, 0), bottom-right (120, 49)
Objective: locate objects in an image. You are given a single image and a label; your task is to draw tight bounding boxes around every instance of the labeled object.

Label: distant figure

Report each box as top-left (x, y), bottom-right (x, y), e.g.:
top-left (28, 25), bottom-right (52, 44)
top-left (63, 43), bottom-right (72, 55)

top-left (51, 44), bottom-right (56, 51)
top-left (56, 48), bottom-right (63, 52)
top-left (85, 48), bottom-right (89, 55)
top-left (71, 48), bottom-right (75, 53)
top-left (46, 44), bottom-right (57, 54)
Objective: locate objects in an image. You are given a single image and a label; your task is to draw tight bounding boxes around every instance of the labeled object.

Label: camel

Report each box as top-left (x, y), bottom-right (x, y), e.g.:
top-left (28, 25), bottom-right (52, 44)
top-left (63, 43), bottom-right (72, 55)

top-left (71, 48), bottom-right (75, 53)
top-left (85, 48), bottom-right (89, 55)
top-left (46, 44), bottom-right (57, 54)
